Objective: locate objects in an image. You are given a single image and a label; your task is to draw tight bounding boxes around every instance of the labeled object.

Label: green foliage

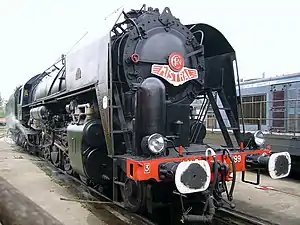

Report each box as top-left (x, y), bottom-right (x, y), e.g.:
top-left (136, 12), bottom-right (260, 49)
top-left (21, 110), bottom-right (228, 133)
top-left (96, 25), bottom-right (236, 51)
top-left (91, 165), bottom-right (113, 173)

top-left (0, 92), bottom-right (4, 118)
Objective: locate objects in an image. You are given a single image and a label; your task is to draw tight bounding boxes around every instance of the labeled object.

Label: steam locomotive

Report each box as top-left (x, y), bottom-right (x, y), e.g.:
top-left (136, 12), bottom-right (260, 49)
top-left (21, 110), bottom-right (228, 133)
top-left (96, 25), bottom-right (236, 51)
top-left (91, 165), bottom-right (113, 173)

top-left (5, 5), bottom-right (291, 224)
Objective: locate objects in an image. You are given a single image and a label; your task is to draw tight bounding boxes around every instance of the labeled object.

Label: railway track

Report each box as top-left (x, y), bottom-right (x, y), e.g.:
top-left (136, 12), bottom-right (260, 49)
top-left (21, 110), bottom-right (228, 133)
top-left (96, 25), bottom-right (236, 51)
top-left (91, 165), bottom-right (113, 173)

top-left (27, 155), bottom-right (156, 225)
top-left (2, 132), bottom-right (277, 225)
top-left (214, 207), bottom-right (278, 225)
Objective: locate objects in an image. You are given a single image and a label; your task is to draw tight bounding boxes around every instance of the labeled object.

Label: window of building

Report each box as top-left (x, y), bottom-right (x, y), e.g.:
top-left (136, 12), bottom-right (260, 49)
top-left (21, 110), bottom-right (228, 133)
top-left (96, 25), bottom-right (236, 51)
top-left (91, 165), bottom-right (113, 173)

top-left (287, 88), bottom-right (300, 132)
top-left (241, 94), bottom-right (266, 125)
top-left (272, 90), bottom-right (285, 129)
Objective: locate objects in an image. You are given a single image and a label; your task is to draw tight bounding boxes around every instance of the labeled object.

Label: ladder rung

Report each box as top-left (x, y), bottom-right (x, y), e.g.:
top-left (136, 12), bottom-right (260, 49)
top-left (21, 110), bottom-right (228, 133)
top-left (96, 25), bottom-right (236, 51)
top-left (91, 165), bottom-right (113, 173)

top-left (112, 80), bottom-right (126, 84)
top-left (219, 107), bottom-right (231, 110)
top-left (227, 127), bottom-right (239, 130)
top-left (112, 105), bottom-right (121, 108)
top-left (114, 181), bottom-right (125, 186)
top-left (112, 130), bottom-right (130, 134)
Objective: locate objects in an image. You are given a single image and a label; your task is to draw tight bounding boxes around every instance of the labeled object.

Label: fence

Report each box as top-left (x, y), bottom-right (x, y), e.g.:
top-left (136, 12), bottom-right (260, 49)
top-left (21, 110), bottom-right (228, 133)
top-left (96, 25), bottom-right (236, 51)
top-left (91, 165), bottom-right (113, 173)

top-left (204, 116), bottom-right (300, 136)
top-left (192, 95), bottom-right (300, 135)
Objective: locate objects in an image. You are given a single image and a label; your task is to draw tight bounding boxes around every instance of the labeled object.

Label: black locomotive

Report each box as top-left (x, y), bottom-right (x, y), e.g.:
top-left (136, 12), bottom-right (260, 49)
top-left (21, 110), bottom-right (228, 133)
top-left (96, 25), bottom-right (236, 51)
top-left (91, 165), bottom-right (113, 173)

top-left (5, 5), bottom-right (291, 224)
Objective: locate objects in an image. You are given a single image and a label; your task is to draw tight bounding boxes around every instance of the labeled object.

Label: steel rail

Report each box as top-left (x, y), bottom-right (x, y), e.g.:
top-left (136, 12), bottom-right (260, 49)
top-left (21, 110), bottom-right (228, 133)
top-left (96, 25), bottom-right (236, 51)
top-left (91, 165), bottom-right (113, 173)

top-left (214, 207), bottom-right (279, 225)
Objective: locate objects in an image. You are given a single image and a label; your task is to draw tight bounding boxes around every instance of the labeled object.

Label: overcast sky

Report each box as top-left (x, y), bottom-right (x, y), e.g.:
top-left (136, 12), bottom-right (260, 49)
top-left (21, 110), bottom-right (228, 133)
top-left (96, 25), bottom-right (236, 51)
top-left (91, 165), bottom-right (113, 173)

top-left (0, 0), bottom-right (299, 100)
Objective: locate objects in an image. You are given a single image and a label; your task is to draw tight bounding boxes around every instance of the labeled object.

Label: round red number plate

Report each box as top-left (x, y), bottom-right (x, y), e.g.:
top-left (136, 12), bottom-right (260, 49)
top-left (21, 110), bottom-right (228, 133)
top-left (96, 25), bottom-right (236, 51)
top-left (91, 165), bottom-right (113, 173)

top-left (168, 52), bottom-right (184, 72)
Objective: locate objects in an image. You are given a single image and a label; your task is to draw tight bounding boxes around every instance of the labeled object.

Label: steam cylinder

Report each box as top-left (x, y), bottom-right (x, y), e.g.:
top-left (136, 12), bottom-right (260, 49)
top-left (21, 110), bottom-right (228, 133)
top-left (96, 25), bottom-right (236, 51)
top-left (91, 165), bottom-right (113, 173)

top-left (30, 106), bottom-right (48, 120)
top-left (135, 77), bottom-right (166, 154)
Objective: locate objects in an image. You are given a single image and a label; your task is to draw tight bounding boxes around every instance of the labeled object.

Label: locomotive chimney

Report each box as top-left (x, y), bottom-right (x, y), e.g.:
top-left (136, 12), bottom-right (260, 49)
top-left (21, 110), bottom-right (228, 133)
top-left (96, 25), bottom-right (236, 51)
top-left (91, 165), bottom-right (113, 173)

top-left (135, 77), bottom-right (166, 155)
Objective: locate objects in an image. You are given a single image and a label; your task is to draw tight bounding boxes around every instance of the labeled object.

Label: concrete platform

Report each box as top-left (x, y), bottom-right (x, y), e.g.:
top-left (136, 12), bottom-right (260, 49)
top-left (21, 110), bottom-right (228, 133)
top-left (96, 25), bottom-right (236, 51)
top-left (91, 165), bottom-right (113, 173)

top-left (0, 136), bottom-right (120, 225)
top-left (230, 172), bottom-right (300, 225)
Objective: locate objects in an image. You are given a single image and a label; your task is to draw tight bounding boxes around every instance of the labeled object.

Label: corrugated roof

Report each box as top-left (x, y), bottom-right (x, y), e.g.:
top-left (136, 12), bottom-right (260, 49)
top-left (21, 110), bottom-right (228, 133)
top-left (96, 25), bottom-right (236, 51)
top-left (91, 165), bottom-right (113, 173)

top-left (238, 72), bottom-right (300, 88)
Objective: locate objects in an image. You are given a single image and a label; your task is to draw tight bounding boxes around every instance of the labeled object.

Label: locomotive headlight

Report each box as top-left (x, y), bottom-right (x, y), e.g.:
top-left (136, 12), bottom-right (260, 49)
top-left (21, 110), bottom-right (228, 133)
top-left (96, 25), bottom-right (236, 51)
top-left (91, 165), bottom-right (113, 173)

top-left (254, 131), bottom-right (265, 146)
top-left (141, 133), bottom-right (165, 154)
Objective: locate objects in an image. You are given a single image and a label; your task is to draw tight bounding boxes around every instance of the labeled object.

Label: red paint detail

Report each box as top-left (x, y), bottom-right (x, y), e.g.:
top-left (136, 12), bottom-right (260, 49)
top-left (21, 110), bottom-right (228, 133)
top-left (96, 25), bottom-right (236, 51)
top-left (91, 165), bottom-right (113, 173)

top-left (125, 149), bottom-right (272, 183)
top-left (255, 185), bottom-right (274, 191)
top-left (131, 54), bottom-right (140, 63)
top-left (240, 142), bottom-right (244, 150)
top-left (255, 185), bottom-right (300, 198)
top-left (151, 64), bottom-right (198, 86)
top-left (168, 52), bottom-right (184, 72)
top-left (179, 146), bottom-right (183, 156)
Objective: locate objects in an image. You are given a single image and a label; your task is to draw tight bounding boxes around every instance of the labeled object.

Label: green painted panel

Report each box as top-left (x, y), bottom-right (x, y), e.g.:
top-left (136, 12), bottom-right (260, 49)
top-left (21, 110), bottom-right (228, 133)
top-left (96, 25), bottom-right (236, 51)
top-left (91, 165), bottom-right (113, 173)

top-left (67, 124), bottom-right (85, 176)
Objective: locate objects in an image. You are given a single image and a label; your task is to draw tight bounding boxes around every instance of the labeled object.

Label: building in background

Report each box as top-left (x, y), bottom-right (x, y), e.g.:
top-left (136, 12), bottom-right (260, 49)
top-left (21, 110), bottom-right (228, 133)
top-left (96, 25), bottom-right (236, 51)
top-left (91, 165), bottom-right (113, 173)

top-left (204, 72), bottom-right (300, 134)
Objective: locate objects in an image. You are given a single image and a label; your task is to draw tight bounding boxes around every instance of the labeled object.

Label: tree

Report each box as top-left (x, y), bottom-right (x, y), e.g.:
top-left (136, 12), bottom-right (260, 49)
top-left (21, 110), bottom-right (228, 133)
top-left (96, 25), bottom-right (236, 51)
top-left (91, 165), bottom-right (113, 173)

top-left (0, 92), bottom-right (4, 118)
top-left (0, 92), bottom-right (2, 106)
